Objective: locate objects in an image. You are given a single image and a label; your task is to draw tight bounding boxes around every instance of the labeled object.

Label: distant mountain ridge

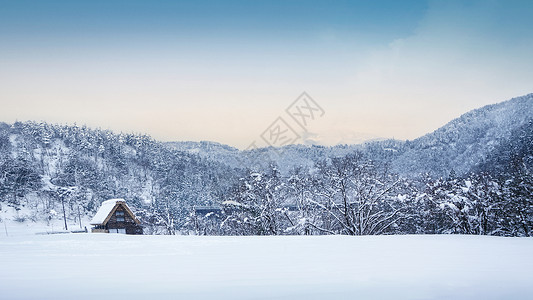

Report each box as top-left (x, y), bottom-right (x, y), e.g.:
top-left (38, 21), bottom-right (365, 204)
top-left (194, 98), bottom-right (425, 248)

top-left (164, 93), bottom-right (533, 177)
top-left (391, 93), bottom-right (533, 176)
top-left (1, 93), bottom-right (532, 235)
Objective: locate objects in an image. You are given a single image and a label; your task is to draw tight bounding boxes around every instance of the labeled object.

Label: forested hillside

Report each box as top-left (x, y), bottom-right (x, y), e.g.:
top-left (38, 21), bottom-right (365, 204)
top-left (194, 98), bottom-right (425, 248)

top-left (0, 121), bottom-right (240, 234)
top-left (164, 94), bottom-right (533, 178)
top-left (391, 94), bottom-right (533, 176)
top-left (1, 94), bottom-right (532, 236)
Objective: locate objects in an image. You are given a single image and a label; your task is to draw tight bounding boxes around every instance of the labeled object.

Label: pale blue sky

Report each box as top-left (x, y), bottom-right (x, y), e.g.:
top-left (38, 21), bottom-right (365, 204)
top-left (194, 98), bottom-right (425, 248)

top-left (1, 0), bottom-right (532, 147)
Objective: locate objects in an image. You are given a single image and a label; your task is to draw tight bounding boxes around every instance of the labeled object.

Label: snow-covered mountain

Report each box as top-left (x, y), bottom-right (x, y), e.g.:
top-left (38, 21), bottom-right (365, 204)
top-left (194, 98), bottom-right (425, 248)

top-left (165, 141), bottom-right (242, 167)
top-left (1, 93), bottom-right (532, 235)
top-left (162, 93), bottom-right (533, 177)
top-left (473, 118), bottom-right (533, 177)
top-left (0, 122), bottom-right (240, 233)
top-left (390, 93), bottom-right (533, 176)
top-left (299, 129), bottom-right (386, 146)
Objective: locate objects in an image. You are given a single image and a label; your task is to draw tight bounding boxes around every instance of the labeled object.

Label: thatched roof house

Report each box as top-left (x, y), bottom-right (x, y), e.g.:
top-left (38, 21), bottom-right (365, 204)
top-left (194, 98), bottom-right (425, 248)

top-left (90, 199), bottom-right (142, 234)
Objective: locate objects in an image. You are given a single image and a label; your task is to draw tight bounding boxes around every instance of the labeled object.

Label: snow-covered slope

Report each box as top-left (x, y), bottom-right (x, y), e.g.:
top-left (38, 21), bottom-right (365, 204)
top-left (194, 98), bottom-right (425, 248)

top-left (163, 94), bottom-right (533, 177)
top-left (473, 119), bottom-right (533, 176)
top-left (165, 140), bottom-right (242, 165)
top-left (0, 122), bottom-right (240, 232)
top-left (391, 93), bottom-right (533, 176)
top-left (1, 234), bottom-right (532, 300)
top-left (1, 93), bottom-right (532, 233)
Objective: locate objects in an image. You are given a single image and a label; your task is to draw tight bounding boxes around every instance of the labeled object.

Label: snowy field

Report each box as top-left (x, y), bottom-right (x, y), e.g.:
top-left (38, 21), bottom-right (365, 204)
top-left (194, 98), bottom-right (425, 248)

top-left (1, 234), bottom-right (532, 300)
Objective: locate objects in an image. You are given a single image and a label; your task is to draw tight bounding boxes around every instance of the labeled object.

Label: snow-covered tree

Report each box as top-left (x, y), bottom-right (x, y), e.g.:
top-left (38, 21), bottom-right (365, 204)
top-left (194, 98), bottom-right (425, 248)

top-left (312, 153), bottom-right (409, 235)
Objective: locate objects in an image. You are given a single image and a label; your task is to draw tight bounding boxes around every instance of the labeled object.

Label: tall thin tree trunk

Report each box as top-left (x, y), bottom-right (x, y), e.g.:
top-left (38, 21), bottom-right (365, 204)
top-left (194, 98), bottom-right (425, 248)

top-left (77, 202), bottom-right (82, 229)
top-left (61, 196), bottom-right (68, 231)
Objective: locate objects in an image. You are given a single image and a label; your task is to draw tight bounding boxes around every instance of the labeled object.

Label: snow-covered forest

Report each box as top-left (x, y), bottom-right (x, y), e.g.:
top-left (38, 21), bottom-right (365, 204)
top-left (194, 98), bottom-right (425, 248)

top-left (1, 94), bottom-right (532, 236)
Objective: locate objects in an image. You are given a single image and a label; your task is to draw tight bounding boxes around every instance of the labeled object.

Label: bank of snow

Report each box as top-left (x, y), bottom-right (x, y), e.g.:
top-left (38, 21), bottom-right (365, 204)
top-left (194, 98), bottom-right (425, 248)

top-left (1, 234), bottom-right (532, 300)
top-left (0, 203), bottom-right (92, 236)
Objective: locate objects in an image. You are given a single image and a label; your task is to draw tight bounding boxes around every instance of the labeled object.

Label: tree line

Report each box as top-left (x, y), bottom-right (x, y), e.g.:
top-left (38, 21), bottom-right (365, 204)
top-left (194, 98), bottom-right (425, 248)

top-left (190, 152), bottom-right (532, 237)
top-left (0, 121), bottom-right (531, 236)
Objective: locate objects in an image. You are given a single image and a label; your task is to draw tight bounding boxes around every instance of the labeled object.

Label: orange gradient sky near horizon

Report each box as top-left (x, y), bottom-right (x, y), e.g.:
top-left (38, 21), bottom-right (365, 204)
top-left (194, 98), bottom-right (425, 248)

top-left (1, 1), bottom-right (532, 148)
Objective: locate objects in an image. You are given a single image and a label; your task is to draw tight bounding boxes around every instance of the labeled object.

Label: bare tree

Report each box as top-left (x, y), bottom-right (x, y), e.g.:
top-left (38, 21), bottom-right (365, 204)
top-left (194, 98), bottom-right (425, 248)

top-left (313, 153), bottom-right (408, 235)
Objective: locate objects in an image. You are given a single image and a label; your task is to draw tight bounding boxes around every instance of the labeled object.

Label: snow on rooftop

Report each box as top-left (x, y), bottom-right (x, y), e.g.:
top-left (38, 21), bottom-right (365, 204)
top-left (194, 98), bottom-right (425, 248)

top-left (90, 199), bottom-right (125, 225)
top-left (222, 200), bottom-right (243, 207)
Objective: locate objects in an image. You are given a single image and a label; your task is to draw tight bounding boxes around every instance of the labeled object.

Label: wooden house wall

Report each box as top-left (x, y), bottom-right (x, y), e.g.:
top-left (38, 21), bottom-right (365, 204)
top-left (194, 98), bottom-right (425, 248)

top-left (105, 205), bottom-right (143, 234)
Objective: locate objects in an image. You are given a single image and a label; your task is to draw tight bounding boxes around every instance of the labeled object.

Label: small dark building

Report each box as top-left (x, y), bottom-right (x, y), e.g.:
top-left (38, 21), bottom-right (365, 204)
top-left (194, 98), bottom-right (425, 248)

top-left (194, 206), bottom-right (223, 219)
top-left (90, 199), bottom-right (143, 234)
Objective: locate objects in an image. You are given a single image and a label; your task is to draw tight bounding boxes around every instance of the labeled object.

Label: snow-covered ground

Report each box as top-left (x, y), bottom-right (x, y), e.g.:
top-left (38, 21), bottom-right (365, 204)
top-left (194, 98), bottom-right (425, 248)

top-left (0, 204), bottom-right (92, 237)
top-left (1, 234), bottom-right (532, 300)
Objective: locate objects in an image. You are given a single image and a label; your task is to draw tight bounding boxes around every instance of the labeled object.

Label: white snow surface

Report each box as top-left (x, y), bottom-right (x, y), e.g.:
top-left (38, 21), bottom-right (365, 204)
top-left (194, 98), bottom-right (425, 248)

top-left (0, 204), bottom-right (91, 236)
top-left (1, 234), bottom-right (532, 300)
top-left (89, 199), bottom-right (124, 225)
top-left (222, 200), bottom-right (244, 206)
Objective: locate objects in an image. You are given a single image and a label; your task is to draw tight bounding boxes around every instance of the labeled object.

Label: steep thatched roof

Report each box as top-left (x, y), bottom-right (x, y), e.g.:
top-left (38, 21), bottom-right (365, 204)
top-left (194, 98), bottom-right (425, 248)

top-left (90, 199), bottom-right (140, 225)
